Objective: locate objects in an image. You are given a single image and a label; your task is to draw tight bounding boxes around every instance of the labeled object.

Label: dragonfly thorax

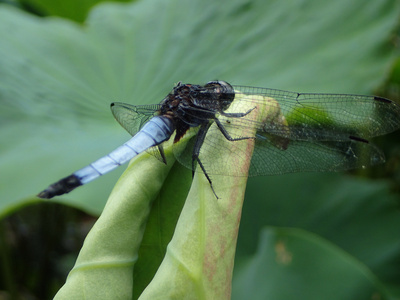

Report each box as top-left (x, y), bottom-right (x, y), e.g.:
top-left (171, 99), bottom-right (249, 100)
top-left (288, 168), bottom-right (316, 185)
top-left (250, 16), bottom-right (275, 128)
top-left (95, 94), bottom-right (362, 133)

top-left (159, 80), bottom-right (235, 128)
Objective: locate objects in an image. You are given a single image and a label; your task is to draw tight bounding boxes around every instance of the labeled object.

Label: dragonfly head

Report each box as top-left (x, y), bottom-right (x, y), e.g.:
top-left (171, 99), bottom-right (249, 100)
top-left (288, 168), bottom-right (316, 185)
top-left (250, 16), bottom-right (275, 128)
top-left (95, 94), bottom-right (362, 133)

top-left (205, 80), bottom-right (235, 111)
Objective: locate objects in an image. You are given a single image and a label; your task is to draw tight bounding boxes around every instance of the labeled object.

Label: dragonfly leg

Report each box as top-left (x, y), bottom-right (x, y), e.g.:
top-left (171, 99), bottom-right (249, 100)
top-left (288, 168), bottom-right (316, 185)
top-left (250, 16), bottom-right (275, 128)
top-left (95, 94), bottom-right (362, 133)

top-left (191, 123), bottom-right (219, 199)
top-left (157, 145), bottom-right (167, 164)
top-left (195, 154), bottom-right (219, 199)
top-left (219, 106), bottom-right (256, 118)
top-left (214, 118), bottom-right (255, 141)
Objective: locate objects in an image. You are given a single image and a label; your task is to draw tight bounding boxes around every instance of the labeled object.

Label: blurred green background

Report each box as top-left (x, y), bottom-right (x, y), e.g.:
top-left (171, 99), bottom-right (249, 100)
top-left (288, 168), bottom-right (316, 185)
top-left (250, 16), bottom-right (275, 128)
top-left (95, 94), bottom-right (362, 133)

top-left (0, 0), bottom-right (400, 299)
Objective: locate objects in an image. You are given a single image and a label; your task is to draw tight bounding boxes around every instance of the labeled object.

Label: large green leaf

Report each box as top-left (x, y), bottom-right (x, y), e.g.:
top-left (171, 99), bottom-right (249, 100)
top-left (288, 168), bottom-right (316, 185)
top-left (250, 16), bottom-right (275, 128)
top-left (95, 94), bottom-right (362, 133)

top-left (0, 0), bottom-right (398, 215)
top-left (1, 0), bottom-right (399, 298)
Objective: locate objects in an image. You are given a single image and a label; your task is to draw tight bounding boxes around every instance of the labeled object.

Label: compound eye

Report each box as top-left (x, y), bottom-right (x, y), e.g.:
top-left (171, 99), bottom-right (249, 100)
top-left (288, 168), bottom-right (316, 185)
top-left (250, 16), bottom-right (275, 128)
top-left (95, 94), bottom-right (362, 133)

top-left (205, 80), bottom-right (234, 93)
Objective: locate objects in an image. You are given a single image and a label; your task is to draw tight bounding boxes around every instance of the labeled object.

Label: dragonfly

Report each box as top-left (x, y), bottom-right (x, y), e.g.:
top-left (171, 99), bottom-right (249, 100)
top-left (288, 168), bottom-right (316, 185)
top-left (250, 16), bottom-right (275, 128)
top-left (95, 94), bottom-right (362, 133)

top-left (37, 80), bottom-right (400, 199)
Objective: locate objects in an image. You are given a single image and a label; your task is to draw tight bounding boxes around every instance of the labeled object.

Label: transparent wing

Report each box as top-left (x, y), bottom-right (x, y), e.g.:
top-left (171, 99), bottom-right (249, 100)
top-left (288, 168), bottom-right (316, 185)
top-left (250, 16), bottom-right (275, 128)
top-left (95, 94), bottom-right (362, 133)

top-left (110, 102), bottom-right (161, 136)
top-left (232, 85), bottom-right (400, 139)
top-left (248, 134), bottom-right (384, 176)
top-left (173, 123), bottom-right (385, 177)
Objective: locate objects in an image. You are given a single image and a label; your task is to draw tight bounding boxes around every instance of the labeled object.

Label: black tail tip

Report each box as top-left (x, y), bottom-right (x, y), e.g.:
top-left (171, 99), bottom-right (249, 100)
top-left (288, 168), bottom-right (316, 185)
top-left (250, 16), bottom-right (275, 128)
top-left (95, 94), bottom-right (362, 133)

top-left (37, 188), bottom-right (59, 199)
top-left (37, 190), bottom-right (51, 199)
top-left (37, 175), bottom-right (82, 199)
